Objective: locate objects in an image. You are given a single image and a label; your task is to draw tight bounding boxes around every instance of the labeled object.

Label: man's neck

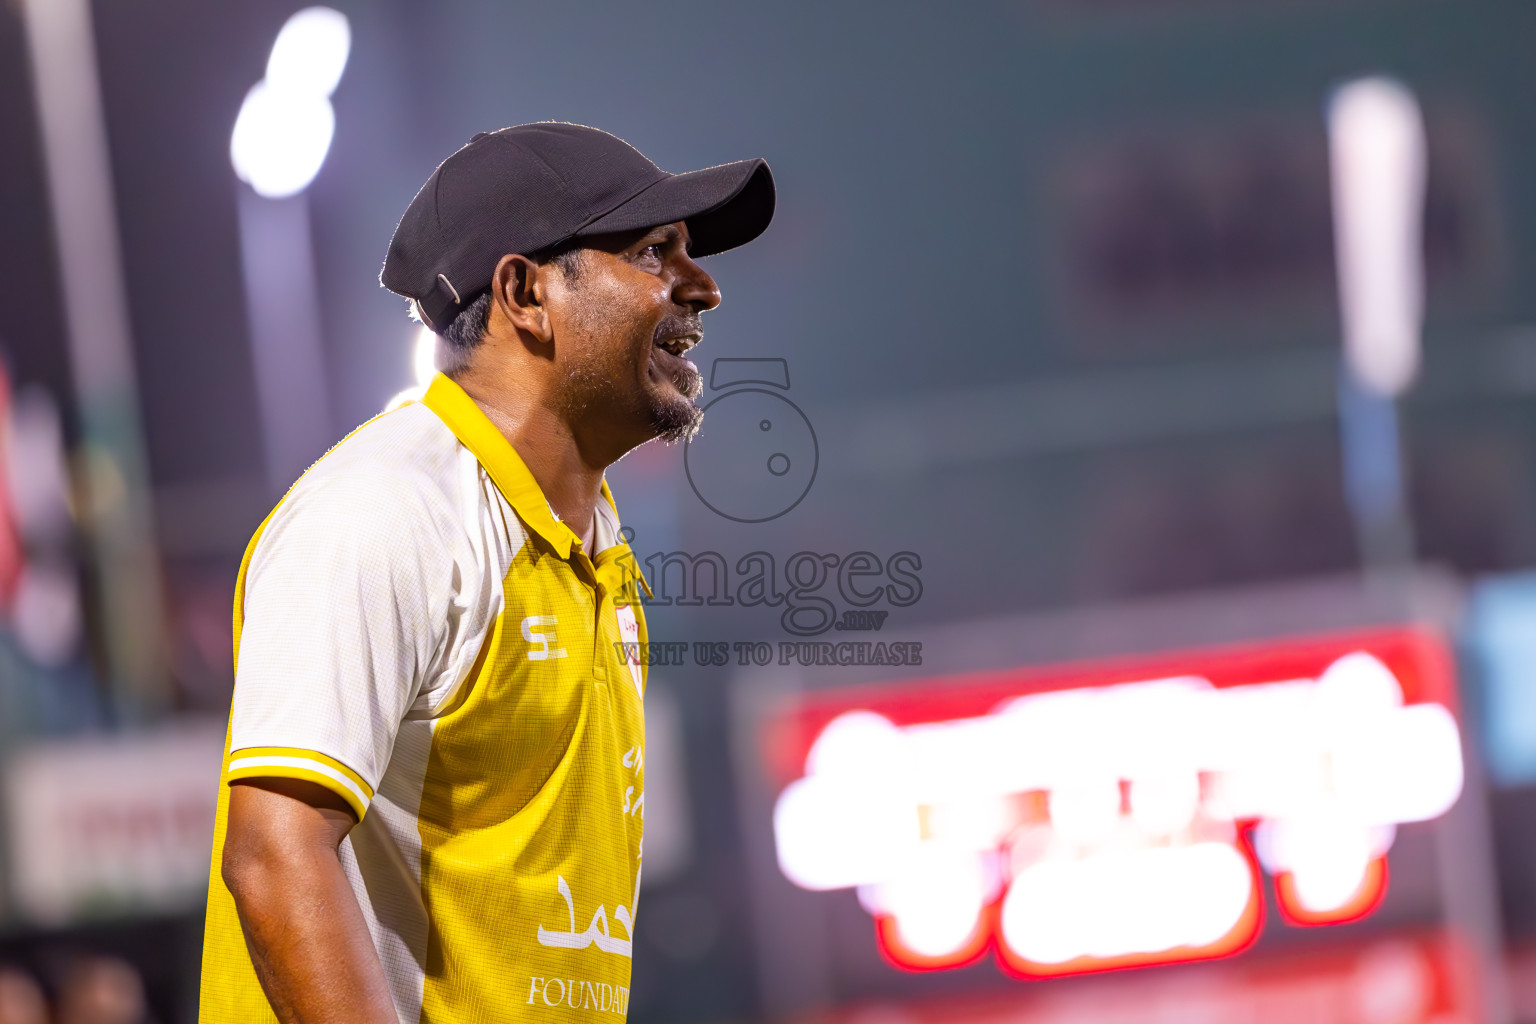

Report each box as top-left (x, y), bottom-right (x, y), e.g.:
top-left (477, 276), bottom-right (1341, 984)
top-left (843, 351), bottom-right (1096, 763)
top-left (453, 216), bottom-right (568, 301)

top-left (452, 371), bottom-right (603, 552)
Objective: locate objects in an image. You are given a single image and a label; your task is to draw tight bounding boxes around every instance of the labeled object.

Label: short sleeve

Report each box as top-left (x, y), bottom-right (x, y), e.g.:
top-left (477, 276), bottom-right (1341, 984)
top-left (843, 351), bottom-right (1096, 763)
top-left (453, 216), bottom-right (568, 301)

top-left (226, 463), bottom-right (456, 819)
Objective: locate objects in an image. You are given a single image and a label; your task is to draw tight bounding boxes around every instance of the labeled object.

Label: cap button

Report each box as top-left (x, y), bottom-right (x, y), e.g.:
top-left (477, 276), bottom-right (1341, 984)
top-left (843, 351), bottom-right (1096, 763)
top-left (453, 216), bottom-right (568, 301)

top-left (469, 131), bottom-right (490, 143)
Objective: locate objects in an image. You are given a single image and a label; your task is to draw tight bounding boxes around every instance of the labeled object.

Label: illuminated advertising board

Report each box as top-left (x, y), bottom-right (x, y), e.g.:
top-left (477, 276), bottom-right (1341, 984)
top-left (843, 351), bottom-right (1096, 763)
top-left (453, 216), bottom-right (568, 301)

top-left (765, 629), bottom-right (1463, 977)
top-left (801, 932), bottom-right (1475, 1024)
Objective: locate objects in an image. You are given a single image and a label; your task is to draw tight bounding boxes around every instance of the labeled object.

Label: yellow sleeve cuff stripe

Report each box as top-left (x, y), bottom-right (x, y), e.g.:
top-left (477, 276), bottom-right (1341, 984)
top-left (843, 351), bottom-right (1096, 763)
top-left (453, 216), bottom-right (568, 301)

top-left (226, 750), bottom-right (373, 819)
top-left (228, 746), bottom-right (374, 796)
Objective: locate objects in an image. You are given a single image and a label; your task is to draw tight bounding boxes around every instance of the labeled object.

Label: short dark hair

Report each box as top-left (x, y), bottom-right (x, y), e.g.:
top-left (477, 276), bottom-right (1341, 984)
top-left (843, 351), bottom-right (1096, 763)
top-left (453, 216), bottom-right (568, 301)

top-left (438, 291), bottom-right (493, 362)
top-left (429, 239), bottom-right (585, 375)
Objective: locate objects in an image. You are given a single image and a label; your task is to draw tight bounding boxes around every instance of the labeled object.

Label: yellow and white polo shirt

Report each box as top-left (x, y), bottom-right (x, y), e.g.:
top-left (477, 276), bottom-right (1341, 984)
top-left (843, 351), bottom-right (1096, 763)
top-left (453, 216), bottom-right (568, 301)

top-left (200, 373), bottom-right (650, 1023)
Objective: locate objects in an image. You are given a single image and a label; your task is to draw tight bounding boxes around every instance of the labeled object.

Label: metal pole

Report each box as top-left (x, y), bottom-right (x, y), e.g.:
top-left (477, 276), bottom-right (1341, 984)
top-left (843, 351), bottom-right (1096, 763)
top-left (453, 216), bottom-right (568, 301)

top-left (1337, 367), bottom-right (1416, 572)
top-left (235, 187), bottom-right (334, 495)
top-left (19, 0), bottom-right (168, 716)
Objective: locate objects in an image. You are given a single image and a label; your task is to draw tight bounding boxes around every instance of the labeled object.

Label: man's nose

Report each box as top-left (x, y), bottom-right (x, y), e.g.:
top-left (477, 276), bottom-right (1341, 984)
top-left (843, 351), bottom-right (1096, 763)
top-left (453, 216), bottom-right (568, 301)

top-left (674, 255), bottom-right (721, 313)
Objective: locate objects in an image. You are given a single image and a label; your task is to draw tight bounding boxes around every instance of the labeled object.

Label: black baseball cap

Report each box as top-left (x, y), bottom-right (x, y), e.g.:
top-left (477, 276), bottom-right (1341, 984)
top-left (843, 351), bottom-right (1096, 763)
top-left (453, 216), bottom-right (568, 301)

top-left (381, 122), bottom-right (775, 331)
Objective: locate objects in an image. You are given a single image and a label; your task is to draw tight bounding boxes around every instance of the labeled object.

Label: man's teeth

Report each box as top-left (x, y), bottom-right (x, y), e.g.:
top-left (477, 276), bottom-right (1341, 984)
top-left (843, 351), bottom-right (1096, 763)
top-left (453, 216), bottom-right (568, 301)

top-left (656, 337), bottom-right (696, 356)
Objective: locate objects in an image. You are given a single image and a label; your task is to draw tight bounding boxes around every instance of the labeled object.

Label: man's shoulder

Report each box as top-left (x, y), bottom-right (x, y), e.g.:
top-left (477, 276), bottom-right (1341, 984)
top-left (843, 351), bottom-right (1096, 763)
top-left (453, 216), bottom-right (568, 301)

top-left (306, 401), bottom-right (463, 488)
top-left (264, 402), bottom-right (470, 542)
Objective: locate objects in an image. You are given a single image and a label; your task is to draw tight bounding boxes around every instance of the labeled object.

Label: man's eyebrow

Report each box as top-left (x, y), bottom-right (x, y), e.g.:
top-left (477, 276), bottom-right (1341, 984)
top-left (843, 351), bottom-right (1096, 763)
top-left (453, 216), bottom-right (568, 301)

top-left (637, 224), bottom-right (690, 253)
top-left (634, 226), bottom-right (672, 247)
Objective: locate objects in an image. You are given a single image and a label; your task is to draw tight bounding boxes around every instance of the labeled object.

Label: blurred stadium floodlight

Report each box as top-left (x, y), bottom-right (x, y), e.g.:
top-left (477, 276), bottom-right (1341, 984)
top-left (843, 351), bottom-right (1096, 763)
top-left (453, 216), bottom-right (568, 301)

top-left (231, 85), bottom-right (337, 202)
top-left (19, 0), bottom-right (168, 714)
top-left (231, 8), bottom-right (351, 494)
top-left (1329, 77), bottom-right (1427, 399)
top-left (265, 7), bottom-right (351, 103)
top-left (230, 7), bottom-right (350, 199)
top-left (1327, 77), bottom-right (1427, 570)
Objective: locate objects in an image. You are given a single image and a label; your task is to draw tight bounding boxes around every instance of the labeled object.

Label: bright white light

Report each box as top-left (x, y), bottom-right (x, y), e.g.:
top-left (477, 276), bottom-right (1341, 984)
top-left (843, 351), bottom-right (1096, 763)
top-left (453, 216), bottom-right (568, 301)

top-left (775, 656), bottom-right (1460, 892)
top-left (870, 846), bottom-right (988, 958)
top-left (774, 775), bottom-right (919, 891)
top-left (1130, 772), bottom-right (1201, 835)
top-left (1334, 702), bottom-right (1463, 825)
top-left (1328, 77), bottom-right (1427, 398)
top-left (1316, 652), bottom-right (1403, 736)
top-left (414, 326), bottom-right (438, 388)
top-left (923, 797), bottom-right (1014, 851)
top-left (1048, 778), bottom-right (1122, 845)
top-left (231, 7), bottom-right (350, 198)
top-left (1266, 811), bottom-right (1374, 912)
top-left (1254, 818), bottom-right (1394, 873)
top-left (383, 387), bottom-right (422, 412)
top-left (266, 7), bottom-right (351, 98)
top-left (231, 81), bottom-right (336, 199)
top-left (806, 711), bottom-right (908, 780)
top-left (1000, 842), bottom-right (1254, 965)
top-left (772, 648), bottom-right (1463, 963)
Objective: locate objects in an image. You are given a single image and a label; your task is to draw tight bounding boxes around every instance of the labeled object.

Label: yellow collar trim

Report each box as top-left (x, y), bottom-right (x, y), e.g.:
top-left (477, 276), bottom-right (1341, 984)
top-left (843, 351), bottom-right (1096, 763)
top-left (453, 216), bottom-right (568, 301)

top-left (422, 373), bottom-right (580, 559)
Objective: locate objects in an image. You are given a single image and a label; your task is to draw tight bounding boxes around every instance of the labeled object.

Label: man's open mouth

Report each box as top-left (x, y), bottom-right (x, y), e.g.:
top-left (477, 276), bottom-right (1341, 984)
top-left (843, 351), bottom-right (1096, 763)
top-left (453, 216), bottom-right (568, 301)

top-left (649, 332), bottom-right (704, 400)
top-left (654, 332), bottom-right (701, 356)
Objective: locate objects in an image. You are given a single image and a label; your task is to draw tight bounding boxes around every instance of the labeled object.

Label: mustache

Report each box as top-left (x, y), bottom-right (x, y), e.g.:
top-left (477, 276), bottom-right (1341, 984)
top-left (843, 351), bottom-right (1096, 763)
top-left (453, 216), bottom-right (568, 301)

top-left (653, 313), bottom-right (704, 346)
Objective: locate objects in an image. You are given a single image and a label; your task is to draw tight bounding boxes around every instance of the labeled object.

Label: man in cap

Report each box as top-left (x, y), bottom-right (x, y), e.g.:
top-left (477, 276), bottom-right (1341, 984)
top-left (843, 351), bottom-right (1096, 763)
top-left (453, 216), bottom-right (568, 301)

top-left (199, 123), bottom-right (774, 1023)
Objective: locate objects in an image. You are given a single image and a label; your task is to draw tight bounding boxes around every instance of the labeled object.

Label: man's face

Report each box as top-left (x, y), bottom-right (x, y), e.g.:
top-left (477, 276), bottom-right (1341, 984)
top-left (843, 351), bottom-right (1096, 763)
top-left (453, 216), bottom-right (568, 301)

top-left (544, 221), bottom-right (721, 447)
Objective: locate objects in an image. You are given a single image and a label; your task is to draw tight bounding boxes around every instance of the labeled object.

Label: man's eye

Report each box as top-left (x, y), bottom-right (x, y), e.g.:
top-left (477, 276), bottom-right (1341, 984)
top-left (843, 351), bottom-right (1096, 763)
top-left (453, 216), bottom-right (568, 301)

top-left (639, 243), bottom-right (664, 260)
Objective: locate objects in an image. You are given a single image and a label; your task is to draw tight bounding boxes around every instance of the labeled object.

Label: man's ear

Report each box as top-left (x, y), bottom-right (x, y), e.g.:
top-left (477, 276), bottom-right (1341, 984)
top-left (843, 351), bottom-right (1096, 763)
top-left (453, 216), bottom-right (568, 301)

top-left (490, 253), bottom-right (552, 343)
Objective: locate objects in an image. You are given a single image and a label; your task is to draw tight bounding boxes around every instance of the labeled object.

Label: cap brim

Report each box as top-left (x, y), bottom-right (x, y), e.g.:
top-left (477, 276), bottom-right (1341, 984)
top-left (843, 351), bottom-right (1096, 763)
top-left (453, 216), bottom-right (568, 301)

top-left (576, 158), bottom-right (774, 257)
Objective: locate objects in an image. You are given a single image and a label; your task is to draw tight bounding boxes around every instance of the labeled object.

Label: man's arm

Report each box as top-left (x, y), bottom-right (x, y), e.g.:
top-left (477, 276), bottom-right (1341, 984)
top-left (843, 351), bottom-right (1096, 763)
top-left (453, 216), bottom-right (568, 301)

top-left (222, 779), bottom-right (398, 1024)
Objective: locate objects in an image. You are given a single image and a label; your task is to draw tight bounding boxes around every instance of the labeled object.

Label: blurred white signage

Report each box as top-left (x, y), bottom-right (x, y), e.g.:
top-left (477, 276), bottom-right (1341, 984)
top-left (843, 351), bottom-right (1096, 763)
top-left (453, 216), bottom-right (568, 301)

top-left (768, 629), bottom-right (1463, 976)
top-left (3, 720), bottom-right (225, 923)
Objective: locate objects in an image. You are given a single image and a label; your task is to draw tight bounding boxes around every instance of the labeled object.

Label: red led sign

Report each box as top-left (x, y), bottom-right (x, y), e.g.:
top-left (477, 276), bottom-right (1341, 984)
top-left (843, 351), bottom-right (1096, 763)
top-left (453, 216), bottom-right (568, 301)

top-left (804, 931), bottom-right (1475, 1024)
top-left (767, 628), bottom-right (1462, 977)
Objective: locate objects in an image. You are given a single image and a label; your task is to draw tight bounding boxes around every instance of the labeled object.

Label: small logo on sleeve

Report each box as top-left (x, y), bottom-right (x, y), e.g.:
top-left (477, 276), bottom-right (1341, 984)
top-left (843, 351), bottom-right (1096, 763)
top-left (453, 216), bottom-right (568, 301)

top-left (522, 615), bottom-right (568, 661)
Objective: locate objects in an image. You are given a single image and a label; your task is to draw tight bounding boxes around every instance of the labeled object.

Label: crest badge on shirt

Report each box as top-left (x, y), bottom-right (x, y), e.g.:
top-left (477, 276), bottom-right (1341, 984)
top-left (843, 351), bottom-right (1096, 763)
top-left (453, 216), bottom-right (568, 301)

top-left (615, 606), bottom-right (643, 698)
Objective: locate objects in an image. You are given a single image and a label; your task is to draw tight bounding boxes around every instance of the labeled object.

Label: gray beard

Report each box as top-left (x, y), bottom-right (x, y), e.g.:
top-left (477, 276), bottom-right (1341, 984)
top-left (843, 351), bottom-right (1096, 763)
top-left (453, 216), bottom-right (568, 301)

top-left (652, 390), bottom-right (703, 444)
top-left (651, 354), bottom-right (703, 443)
top-left (556, 358), bottom-right (702, 445)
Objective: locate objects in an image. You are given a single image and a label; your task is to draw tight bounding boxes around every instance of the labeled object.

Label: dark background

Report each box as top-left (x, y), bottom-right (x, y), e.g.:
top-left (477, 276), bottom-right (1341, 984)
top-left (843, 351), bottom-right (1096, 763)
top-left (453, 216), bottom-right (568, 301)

top-left (5, 1), bottom-right (1536, 1021)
